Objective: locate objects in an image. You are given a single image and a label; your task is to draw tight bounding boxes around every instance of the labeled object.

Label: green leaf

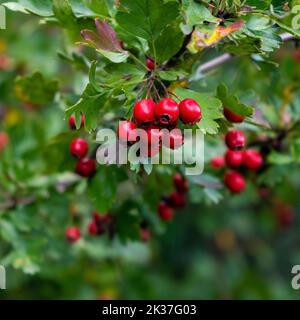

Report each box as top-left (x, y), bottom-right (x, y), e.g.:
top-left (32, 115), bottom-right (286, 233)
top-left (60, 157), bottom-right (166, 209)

top-left (268, 151), bottom-right (293, 165)
top-left (175, 88), bottom-right (223, 134)
top-left (3, 0), bottom-right (53, 16)
top-left (116, 211), bottom-right (140, 242)
top-left (14, 72), bottom-right (59, 106)
top-left (88, 166), bottom-right (119, 212)
top-left (216, 84), bottom-right (254, 117)
top-left (152, 22), bottom-right (184, 63)
top-left (52, 0), bottom-right (77, 28)
top-left (116, 0), bottom-right (183, 62)
top-left (182, 0), bottom-right (219, 27)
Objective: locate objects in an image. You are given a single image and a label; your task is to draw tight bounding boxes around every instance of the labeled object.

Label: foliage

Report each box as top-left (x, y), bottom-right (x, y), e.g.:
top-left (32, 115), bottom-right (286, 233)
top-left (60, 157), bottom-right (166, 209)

top-left (0, 0), bottom-right (300, 299)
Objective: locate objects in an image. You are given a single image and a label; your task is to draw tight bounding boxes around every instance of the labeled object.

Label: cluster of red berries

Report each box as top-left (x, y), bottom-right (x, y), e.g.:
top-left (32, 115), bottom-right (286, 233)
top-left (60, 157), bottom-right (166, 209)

top-left (68, 115), bottom-right (97, 177)
top-left (157, 173), bottom-right (188, 221)
top-left (88, 212), bottom-right (114, 237)
top-left (65, 213), bottom-right (152, 244)
top-left (65, 212), bottom-right (113, 244)
top-left (117, 97), bottom-right (202, 157)
top-left (211, 107), bottom-right (263, 194)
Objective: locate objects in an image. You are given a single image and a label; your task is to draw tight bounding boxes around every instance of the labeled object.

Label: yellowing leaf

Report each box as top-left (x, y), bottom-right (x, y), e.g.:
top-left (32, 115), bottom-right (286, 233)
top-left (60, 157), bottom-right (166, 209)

top-left (188, 21), bottom-right (244, 53)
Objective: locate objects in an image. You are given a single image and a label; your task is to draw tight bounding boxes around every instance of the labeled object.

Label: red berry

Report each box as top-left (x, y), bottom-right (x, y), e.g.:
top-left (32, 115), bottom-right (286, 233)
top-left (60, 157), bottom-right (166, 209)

top-left (154, 98), bottom-right (179, 126)
top-left (162, 128), bottom-right (184, 150)
top-left (243, 149), bottom-right (263, 170)
top-left (65, 226), bottom-right (81, 243)
top-left (75, 158), bottom-right (96, 177)
top-left (224, 108), bottom-right (244, 123)
top-left (140, 228), bottom-right (151, 242)
top-left (88, 221), bottom-right (98, 235)
top-left (224, 171), bottom-right (246, 193)
top-left (146, 58), bottom-right (155, 70)
top-left (179, 98), bottom-right (202, 125)
top-left (210, 156), bottom-right (225, 169)
top-left (69, 115), bottom-right (84, 130)
top-left (168, 191), bottom-right (186, 208)
top-left (139, 126), bottom-right (161, 158)
top-left (294, 51), bottom-right (300, 63)
top-left (225, 130), bottom-right (246, 150)
top-left (70, 138), bottom-right (88, 159)
top-left (133, 99), bottom-right (156, 126)
top-left (0, 131), bottom-right (9, 152)
top-left (173, 173), bottom-right (188, 193)
top-left (276, 203), bottom-right (295, 228)
top-left (117, 121), bottom-right (137, 144)
top-left (225, 150), bottom-right (243, 168)
top-left (157, 201), bottom-right (174, 221)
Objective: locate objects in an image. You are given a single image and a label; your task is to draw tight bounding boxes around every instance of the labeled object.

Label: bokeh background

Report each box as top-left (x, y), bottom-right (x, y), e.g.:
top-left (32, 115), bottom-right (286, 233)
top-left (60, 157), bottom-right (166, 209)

top-left (0, 4), bottom-right (300, 300)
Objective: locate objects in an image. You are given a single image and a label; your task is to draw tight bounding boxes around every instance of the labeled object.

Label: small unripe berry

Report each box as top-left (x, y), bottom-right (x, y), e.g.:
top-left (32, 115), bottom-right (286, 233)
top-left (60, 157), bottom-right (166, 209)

top-left (157, 201), bottom-right (174, 221)
top-left (168, 191), bottom-right (186, 208)
top-left (69, 115), bottom-right (84, 130)
top-left (133, 99), bottom-right (156, 126)
top-left (243, 149), bottom-right (263, 170)
top-left (173, 173), bottom-right (188, 193)
top-left (224, 171), bottom-right (246, 194)
top-left (146, 58), bottom-right (155, 70)
top-left (70, 138), bottom-right (88, 159)
top-left (154, 98), bottom-right (179, 126)
top-left (210, 156), bottom-right (225, 169)
top-left (179, 98), bottom-right (202, 124)
top-left (140, 228), bottom-right (151, 242)
top-left (225, 150), bottom-right (243, 168)
top-left (75, 158), bottom-right (96, 177)
top-left (224, 108), bottom-right (244, 123)
top-left (65, 226), bottom-right (81, 243)
top-left (225, 130), bottom-right (246, 150)
top-left (117, 120), bottom-right (137, 144)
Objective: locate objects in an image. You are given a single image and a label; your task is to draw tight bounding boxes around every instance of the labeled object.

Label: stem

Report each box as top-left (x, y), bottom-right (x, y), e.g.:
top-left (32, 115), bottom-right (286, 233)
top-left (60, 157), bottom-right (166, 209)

top-left (129, 53), bottom-right (148, 71)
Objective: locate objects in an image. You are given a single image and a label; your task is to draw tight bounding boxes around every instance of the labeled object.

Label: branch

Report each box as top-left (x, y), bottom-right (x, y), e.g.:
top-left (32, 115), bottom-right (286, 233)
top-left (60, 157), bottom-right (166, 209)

top-left (195, 33), bottom-right (296, 76)
top-left (0, 196), bottom-right (35, 210)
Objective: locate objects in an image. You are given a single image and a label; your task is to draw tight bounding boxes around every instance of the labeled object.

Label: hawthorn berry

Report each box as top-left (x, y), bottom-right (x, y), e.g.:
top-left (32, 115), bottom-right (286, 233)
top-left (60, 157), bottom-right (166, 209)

top-left (276, 203), bottom-right (295, 228)
top-left (146, 57), bottom-right (155, 70)
top-left (168, 191), bottom-right (186, 208)
top-left (225, 130), bottom-right (246, 150)
top-left (70, 138), bottom-right (88, 159)
top-left (0, 131), bottom-right (9, 152)
top-left (69, 115), bottom-right (84, 130)
top-left (162, 128), bottom-right (184, 150)
top-left (210, 156), bottom-right (225, 169)
top-left (88, 221), bottom-right (98, 236)
top-left (179, 98), bottom-right (202, 125)
top-left (140, 228), bottom-right (151, 242)
top-left (75, 158), bottom-right (96, 177)
top-left (143, 126), bottom-right (162, 145)
top-left (225, 150), bottom-right (243, 168)
top-left (117, 120), bottom-right (137, 144)
top-left (243, 149), bottom-right (263, 170)
top-left (157, 201), bottom-right (174, 221)
top-left (65, 226), bottom-right (81, 243)
top-left (154, 98), bottom-right (179, 126)
top-left (173, 173), bottom-right (188, 193)
top-left (224, 171), bottom-right (246, 194)
top-left (133, 99), bottom-right (156, 126)
top-left (223, 108), bottom-right (244, 123)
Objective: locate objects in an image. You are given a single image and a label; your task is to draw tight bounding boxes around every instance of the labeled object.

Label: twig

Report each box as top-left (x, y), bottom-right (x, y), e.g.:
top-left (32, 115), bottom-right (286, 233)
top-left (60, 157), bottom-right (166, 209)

top-left (0, 196), bottom-right (35, 210)
top-left (194, 33), bottom-right (296, 77)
